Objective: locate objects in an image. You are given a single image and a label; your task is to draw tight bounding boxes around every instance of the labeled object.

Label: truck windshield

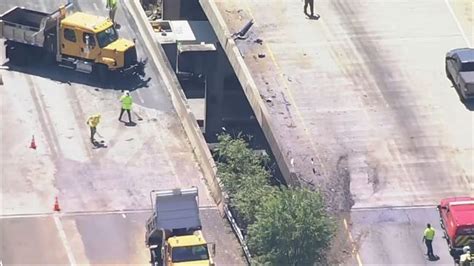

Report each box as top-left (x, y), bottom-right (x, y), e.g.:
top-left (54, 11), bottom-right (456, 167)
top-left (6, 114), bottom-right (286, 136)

top-left (461, 62), bottom-right (474, 71)
top-left (97, 26), bottom-right (118, 48)
top-left (172, 244), bottom-right (209, 262)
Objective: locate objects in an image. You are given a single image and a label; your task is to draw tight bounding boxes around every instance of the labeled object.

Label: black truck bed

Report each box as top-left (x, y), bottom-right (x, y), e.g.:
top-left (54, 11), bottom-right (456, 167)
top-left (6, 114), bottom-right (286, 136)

top-left (1, 7), bottom-right (49, 30)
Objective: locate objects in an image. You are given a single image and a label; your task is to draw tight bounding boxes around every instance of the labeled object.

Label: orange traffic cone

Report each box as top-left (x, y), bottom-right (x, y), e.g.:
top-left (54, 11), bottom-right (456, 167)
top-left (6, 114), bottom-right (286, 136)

top-left (53, 197), bottom-right (61, 212)
top-left (29, 135), bottom-right (37, 150)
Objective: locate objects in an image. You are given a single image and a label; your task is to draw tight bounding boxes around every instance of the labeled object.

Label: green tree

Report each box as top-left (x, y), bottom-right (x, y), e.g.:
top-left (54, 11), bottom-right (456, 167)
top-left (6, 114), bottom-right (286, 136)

top-left (215, 134), bottom-right (334, 264)
top-left (247, 188), bottom-right (334, 265)
top-left (215, 134), bottom-right (272, 224)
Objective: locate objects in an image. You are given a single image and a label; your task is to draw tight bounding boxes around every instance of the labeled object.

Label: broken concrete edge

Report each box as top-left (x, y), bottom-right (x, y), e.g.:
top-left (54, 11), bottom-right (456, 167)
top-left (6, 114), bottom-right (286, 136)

top-left (126, 0), bottom-right (226, 215)
top-left (199, 0), bottom-right (296, 186)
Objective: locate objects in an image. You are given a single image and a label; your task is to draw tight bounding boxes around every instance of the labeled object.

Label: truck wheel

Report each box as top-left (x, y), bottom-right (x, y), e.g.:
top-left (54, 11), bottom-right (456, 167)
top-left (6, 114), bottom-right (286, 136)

top-left (6, 44), bottom-right (27, 66)
top-left (94, 64), bottom-right (109, 85)
top-left (41, 52), bottom-right (56, 66)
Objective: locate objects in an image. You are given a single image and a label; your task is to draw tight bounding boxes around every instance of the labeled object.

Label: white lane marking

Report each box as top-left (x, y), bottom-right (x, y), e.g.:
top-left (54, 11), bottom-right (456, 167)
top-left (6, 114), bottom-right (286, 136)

top-left (93, 3), bottom-right (99, 11)
top-left (122, 213), bottom-right (126, 218)
top-left (53, 214), bottom-right (77, 266)
top-left (0, 205), bottom-right (218, 219)
top-left (352, 204), bottom-right (437, 212)
top-left (444, 0), bottom-right (472, 47)
top-left (1, 260), bottom-right (3, 266)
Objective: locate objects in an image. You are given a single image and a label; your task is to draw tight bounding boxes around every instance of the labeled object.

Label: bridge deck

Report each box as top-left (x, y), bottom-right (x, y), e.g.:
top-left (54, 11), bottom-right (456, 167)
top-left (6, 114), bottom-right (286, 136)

top-left (203, 0), bottom-right (473, 209)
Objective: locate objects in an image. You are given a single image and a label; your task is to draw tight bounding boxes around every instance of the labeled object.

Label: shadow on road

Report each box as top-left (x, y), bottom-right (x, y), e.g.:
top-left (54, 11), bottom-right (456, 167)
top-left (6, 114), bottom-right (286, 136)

top-left (3, 62), bottom-right (151, 91)
top-left (92, 140), bottom-right (108, 149)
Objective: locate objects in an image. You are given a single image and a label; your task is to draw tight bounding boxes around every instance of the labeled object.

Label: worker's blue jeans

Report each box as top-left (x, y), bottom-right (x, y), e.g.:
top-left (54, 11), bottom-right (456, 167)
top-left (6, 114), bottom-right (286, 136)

top-left (425, 239), bottom-right (434, 257)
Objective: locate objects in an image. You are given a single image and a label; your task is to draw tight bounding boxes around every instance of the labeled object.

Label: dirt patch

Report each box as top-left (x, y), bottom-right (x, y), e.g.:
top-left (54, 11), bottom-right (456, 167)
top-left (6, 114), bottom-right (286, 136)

top-left (319, 154), bottom-right (355, 213)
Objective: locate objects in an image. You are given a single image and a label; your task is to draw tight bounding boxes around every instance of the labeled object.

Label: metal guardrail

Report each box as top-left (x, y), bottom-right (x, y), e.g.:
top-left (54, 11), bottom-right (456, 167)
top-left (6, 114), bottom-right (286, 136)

top-left (224, 204), bottom-right (252, 265)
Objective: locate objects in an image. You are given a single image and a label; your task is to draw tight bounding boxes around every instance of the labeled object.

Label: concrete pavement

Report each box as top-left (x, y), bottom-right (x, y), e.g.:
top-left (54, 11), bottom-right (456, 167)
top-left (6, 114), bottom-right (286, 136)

top-left (0, 0), bottom-right (244, 264)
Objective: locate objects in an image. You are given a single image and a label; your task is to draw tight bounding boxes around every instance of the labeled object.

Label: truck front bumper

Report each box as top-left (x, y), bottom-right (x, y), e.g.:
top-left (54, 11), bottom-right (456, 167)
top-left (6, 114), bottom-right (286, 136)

top-left (120, 58), bottom-right (147, 77)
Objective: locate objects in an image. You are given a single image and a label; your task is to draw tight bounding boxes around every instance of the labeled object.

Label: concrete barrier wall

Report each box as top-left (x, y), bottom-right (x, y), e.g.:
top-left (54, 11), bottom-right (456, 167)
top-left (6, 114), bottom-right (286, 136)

top-left (199, 0), bottom-right (296, 186)
top-left (126, 0), bottom-right (225, 214)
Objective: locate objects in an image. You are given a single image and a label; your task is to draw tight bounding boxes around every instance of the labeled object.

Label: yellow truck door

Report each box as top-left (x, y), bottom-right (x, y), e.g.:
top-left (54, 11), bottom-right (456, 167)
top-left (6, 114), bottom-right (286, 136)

top-left (61, 27), bottom-right (81, 57)
top-left (81, 32), bottom-right (100, 60)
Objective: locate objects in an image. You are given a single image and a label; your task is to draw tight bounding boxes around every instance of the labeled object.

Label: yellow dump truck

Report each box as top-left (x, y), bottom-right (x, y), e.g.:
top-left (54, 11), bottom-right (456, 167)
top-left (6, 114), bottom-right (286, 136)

top-left (0, 3), bottom-right (146, 82)
top-left (145, 187), bottom-right (215, 266)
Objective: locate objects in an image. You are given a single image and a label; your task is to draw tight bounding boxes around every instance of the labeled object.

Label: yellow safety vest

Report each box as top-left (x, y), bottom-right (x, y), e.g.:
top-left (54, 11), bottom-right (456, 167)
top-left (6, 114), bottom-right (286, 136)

top-left (424, 228), bottom-right (435, 240)
top-left (107, 0), bottom-right (117, 9)
top-left (120, 95), bottom-right (133, 110)
top-left (87, 115), bottom-right (101, 127)
top-left (460, 253), bottom-right (472, 266)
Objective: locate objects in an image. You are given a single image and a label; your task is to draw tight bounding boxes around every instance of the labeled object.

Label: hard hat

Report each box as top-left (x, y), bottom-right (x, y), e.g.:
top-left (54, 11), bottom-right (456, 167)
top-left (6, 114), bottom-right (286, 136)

top-left (124, 90), bottom-right (130, 96)
top-left (463, 246), bottom-right (470, 253)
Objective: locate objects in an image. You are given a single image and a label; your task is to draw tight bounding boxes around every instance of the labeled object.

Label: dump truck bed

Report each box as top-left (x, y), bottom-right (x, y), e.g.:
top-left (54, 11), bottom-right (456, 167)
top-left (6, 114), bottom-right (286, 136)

top-left (1, 7), bottom-right (49, 30)
top-left (0, 7), bottom-right (51, 47)
top-left (154, 187), bottom-right (202, 231)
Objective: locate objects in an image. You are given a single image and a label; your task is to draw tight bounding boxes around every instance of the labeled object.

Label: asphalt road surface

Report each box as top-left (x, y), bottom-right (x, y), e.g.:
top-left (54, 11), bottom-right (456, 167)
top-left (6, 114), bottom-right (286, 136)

top-left (346, 207), bottom-right (455, 265)
top-left (0, 0), bottom-right (244, 264)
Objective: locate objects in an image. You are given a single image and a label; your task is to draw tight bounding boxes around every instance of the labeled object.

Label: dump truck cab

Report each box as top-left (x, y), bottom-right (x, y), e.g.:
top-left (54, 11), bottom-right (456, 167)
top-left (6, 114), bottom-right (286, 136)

top-left (0, 3), bottom-right (145, 81)
top-left (60, 12), bottom-right (138, 72)
top-left (166, 233), bottom-right (212, 265)
top-left (145, 187), bottom-right (215, 266)
top-left (438, 197), bottom-right (474, 263)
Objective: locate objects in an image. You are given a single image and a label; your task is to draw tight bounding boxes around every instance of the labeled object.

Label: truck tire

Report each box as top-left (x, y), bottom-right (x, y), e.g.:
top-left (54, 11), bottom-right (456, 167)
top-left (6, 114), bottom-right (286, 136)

top-left (94, 64), bottom-right (109, 85)
top-left (42, 33), bottom-right (57, 65)
top-left (6, 44), bottom-right (27, 66)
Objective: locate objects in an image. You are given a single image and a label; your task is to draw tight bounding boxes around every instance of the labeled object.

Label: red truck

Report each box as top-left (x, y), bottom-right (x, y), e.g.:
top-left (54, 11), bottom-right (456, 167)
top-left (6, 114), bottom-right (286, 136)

top-left (438, 197), bottom-right (474, 263)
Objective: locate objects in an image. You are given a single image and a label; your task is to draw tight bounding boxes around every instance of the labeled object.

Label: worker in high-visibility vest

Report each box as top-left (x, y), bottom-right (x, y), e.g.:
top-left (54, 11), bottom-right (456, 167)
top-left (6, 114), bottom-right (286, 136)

top-left (423, 223), bottom-right (436, 259)
top-left (119, 90), bottom-right (133, 123)
top-left (106, 0), bottom-right (117, 23)
top-left (460, 246), bottom-right (472, 266)
top-left (86, 113), bottom-right (101, 143)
